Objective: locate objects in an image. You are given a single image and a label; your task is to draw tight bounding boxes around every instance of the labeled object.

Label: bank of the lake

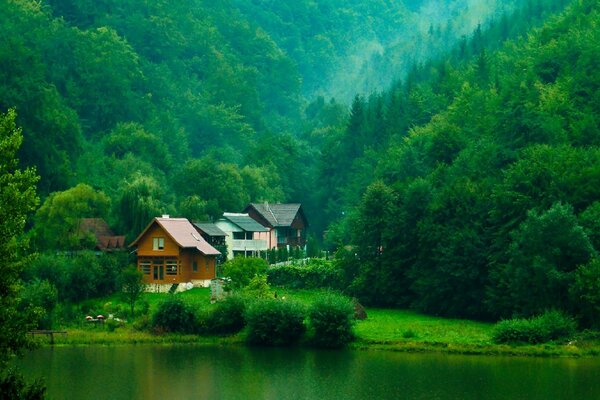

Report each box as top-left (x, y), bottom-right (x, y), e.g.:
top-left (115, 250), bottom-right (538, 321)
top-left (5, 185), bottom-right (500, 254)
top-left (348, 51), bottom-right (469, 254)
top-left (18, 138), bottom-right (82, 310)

top-left (37, 288), bottom-right (600, 357)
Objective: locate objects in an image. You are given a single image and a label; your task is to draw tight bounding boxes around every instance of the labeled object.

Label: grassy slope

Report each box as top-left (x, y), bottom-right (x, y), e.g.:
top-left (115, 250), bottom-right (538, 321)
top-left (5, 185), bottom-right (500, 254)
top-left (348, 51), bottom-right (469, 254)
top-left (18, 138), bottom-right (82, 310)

top-left (47, 288), bottom-right (600, 357)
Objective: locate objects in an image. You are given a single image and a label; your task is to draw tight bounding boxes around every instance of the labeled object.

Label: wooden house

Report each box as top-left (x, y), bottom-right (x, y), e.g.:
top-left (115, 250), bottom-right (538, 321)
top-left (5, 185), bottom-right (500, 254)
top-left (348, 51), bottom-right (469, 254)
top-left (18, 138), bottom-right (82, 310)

top-left (129, 216), bottom-right (220, 287)
top-left (244, 203), bottom-right (308, 249)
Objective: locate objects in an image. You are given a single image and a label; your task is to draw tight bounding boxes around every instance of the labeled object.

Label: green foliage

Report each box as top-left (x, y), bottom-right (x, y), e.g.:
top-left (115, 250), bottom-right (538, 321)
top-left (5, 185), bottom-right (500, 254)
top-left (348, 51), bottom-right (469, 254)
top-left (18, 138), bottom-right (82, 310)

top-left (488, 203), bottom-right (595, 318)
top-left (64, 252), bottom-right (103, 302)
top-left (242, 275), bottom-right (272, 299)
top-left (0, 369), bottom-right (45, 400)
top-left (19, 280), bottom-right (58, 330)
top-left (222, 257), bottom-right (268, 290)
top-left (202, 295), bottom-right (247, 335)
top-left (0, 109), bottom-right (39, 369)
top-left (307, 292), bottom-right (355, 348)
top-left (31, 184), bottom-right (110, 251)
top-left (267, 259), bottom-right (342, 290)
top-left (117, 174), bottom-right (165, 240)
top-left (151, 297), bottom-right (198, 334)
top-left (492, 310), bottom-right (577, 344)
top-left (327, 0), bottom-right (600, 321)
top-left (570, 258), bottom-right (600, 328)
top-left (119, 266), bottom-right (145, 318)
top-left (245, 299), bottom-right (306, 346)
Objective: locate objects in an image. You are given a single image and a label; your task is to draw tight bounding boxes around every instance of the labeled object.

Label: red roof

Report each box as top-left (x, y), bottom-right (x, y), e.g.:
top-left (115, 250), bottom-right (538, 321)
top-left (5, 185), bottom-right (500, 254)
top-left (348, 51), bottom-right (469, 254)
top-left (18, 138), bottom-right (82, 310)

top-left (130, 217), bottom-right (220, 256)
top-left (79, 218), bottom-right (126, 252)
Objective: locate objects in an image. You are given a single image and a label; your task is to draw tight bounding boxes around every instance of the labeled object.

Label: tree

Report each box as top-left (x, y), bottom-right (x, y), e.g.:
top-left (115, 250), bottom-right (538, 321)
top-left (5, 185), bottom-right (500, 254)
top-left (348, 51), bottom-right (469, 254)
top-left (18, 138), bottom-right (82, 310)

top-left (31, 183), bottom-right (110, 251)
top-left (117, 174), bottom-right (165, 240)
top-left (487, 202), bottom-right (595, 318)
top-left (0, 109), bottom-right (44, 397)
top-left (120, 266), bottom-right (145, 318)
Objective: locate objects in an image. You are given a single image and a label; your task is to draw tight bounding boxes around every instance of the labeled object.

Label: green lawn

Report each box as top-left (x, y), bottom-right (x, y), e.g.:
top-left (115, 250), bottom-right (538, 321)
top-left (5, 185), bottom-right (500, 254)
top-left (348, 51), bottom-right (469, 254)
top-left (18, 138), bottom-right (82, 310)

top-left (49, 288), bottom-right (600, 357)
top-left (354, 308), bottom-right (493, 346)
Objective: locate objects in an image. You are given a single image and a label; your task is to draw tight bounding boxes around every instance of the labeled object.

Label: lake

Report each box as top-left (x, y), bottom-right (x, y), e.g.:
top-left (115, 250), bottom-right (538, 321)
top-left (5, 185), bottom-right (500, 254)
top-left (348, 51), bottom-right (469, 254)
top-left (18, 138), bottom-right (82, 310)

top-left (17, 345), bottom-right (600, 399)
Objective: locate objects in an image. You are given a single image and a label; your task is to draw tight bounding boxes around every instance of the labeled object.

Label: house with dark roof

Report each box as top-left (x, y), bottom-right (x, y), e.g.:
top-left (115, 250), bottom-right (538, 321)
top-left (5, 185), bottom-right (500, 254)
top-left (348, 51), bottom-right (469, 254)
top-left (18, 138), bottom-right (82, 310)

top-left (244, 203), bottom-right (308, 249)
top-left (129, 216), bottom-right (220, 287)
top-left (193, 222), bottom-right (227, 247)
top-left (215, 213), bottom-right (269, 259)
top-left (78, 218), bottom-right (126, 252)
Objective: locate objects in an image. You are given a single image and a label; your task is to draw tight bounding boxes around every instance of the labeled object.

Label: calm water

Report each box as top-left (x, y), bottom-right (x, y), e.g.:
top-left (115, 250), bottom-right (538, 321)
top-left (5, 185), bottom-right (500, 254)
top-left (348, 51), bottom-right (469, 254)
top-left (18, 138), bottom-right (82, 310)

top-left (17, 345), bottom-right (600, 400)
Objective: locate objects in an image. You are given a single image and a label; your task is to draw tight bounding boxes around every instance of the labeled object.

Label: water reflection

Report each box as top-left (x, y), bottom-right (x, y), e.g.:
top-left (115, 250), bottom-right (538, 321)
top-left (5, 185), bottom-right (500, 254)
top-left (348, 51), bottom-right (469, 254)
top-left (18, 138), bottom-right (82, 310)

top-left (18, 346), bottom-right (600, 400)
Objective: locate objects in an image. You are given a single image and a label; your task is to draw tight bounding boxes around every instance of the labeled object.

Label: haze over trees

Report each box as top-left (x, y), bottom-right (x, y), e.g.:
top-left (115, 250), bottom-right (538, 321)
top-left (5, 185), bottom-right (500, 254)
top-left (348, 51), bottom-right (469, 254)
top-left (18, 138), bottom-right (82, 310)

top-left (2, 0), bottom-right (600, 328)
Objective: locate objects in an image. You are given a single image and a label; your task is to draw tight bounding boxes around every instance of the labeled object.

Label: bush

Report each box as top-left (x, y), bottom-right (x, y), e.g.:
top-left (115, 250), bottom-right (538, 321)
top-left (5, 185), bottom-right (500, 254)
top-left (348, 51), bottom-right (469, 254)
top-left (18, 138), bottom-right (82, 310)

top-left (267, 259), bottom-right (343, 289)
top-left (242, 274), bottom-right (272, 298)
top-left (245, 299), bottom-right (306, 346)
top-left (222, 257), bottom-right (268, 289)
top-left (492, 310), bottom-right (577, 344)
top-left (308, 292), bottom-right (355, 348)
top-left (151, 297), bottom-right (198, 334)
top-left (132, 314), bottom-right (152, 331)
top-left (203, 295), bottom-right (247, 335)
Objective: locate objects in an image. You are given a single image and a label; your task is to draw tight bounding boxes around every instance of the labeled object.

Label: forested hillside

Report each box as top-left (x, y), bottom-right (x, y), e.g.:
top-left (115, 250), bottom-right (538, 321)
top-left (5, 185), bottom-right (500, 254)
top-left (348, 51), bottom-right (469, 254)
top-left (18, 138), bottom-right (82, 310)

top-left (4, 0), bottom-right (598, 324)
top-left (1, 0), bottom-right (531, 242)
top-left (230, 0), bottom-right (513, 100)
top-left (333, 0), bottom-right (600, 323)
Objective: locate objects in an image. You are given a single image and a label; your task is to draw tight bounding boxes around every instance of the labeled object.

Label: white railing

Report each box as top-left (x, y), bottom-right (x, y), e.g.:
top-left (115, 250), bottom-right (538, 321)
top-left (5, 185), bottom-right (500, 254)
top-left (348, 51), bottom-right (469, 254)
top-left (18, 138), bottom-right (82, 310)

top-left (231, 239), bottom-right (268, 251)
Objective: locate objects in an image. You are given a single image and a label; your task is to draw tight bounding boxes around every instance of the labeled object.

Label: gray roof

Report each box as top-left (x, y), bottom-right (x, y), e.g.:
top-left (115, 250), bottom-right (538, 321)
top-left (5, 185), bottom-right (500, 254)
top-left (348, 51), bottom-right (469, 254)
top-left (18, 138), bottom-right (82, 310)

top-left (193, 222), bottom-right (227, 237)
top-left (223, 213), bottom-right (269, 232)
top-left (247, 203), bottom-right (302, 227)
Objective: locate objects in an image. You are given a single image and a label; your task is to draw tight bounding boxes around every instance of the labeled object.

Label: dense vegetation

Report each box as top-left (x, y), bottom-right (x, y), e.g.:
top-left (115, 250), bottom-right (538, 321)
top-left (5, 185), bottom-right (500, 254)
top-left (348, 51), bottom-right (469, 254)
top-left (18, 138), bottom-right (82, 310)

top-left (334, 0), bottom-right (600, 325)
top-left (3, 0), bottom-right (600, 344)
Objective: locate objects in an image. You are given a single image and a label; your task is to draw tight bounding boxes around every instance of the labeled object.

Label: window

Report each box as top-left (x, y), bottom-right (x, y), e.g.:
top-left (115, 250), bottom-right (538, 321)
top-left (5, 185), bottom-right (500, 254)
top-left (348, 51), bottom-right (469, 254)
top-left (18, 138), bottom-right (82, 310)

top-left (233, 231), bottom-right (245, 240)
top-left (193, 260), bottom-right (198, 272)
top-left (140, 260), bottom-right (151, 275)
top-left (277, 229), bottom-right (287, 245)
top-left (166, 259), bottom-right (178, 276)
top-left (153, 237), bottom-right (165, 250)
top-left (205, 258), bottom-right (209, 271)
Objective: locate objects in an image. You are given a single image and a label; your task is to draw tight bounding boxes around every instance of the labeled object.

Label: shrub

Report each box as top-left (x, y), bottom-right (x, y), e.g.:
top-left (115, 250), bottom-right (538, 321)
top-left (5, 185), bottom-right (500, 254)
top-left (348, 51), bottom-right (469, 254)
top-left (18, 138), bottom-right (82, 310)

top-left (308, 292), bottom-right (355, 348)
top-left (492, 310), bottom-right (577, 344)
top-left (151, 297), bottom-right (198, 334)
top-left (242, 274), bottom-right (272, 298)
top-left (132, 314), bottom-right (151, 332)
top-left (105, 318), bottom-right (123, 332)
top-left (203, 295), bottom-right (247, 335)
top-left (267, 259), bottom-right (343, 289)
top-left (222, 257), bottom-right (268, 289)
top-left (245, 299), bottom-right (306, 346)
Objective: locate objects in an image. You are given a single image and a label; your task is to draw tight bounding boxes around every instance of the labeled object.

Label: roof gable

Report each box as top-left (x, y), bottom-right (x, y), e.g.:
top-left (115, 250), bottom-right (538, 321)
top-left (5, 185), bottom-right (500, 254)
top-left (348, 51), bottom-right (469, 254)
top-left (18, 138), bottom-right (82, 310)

top-left (245, 203), bottom-right (306, 228)
top-left (130, 217), bottom-right (220, 255)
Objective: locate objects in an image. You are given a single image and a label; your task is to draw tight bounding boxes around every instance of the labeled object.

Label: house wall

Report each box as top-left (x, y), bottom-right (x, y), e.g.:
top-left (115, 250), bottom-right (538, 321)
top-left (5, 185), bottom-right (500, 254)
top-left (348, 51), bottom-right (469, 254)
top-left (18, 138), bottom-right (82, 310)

top-left (135, 222), bottom-right (216, 284)
top-left (215, 220), bottom-right (240, 259)
top-left (136, 223), bottom-right (179, 257)
top-left (180, 249), bottom-right (216, 281)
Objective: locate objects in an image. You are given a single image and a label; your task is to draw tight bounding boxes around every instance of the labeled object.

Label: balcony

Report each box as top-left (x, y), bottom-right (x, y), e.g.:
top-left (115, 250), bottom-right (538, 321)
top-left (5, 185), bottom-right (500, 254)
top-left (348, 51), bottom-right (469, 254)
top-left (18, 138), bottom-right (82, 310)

top-left (276, 237), bottom-right (306, 248)
top-left (231, 239), bottom-right (268, 252)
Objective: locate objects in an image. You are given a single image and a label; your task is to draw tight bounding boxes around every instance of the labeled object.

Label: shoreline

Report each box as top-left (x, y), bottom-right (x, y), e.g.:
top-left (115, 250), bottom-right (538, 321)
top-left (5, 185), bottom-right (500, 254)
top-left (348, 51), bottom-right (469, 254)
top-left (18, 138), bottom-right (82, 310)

top-left (35, 329), bottom-right (600, 358)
